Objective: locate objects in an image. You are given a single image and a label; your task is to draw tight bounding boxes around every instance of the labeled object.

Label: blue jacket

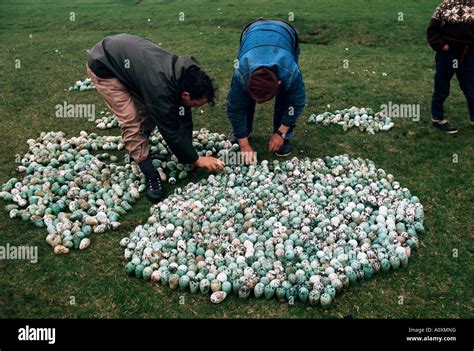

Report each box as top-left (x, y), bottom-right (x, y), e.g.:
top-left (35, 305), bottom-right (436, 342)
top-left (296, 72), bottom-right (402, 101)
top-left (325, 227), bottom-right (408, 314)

top-left (226, 20), bottom-right (307, 138)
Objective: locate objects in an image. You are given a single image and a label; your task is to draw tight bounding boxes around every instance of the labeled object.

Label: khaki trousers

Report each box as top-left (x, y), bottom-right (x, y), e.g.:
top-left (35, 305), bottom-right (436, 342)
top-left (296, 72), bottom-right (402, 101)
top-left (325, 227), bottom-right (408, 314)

top-left (87, 66), bottom-right (155, 163)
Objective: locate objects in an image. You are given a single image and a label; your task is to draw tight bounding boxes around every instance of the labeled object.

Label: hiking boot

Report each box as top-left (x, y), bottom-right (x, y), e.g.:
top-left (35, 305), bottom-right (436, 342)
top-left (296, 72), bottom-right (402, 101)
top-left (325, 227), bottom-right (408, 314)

top-left (138, 157), bottom-right (164, 203)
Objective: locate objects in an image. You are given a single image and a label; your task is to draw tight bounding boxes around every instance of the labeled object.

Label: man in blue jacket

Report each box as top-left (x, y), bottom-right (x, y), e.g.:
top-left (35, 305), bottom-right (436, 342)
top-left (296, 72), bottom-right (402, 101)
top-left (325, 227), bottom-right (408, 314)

top-left (226, 19), bottom-right (307, 162)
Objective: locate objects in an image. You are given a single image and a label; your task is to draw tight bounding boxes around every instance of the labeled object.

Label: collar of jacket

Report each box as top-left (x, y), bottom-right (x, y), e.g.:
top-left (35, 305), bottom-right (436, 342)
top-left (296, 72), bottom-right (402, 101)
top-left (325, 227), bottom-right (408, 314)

top-left (240, 19), bottom-right (299, 51)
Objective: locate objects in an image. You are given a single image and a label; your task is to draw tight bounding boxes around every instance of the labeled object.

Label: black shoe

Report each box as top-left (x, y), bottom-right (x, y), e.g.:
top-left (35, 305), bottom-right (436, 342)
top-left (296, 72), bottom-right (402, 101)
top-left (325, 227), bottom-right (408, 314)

top-left (145, 177), bottom-right (163, 203)
top-left (138, 157), bottom-right (164, 203)
top-left (275, 140), bottom-right (292, 157)
top-left (432, 121), bottom-right (458, 134)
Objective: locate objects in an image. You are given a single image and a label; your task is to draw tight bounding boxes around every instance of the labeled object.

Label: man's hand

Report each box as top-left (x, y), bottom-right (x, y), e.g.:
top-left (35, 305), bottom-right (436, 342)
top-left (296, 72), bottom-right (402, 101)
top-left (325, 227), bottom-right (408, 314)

top-left (268, 134), bottom-right (284, 153)
top-left (238, 137), bottom-right (257, 165)
top-left (269, 124), bottom-right (290, 153)
top-left (193, 156), bottom-right (225, 172)
top-left (442, 44), bottom-right (450, 52)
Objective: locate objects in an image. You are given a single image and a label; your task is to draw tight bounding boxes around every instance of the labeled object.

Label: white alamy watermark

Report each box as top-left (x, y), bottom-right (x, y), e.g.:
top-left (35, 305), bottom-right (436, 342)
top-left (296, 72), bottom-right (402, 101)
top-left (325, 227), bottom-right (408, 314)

top-left (219, 151), bottom-right (258, 166)
top-left (18, 325), bottom-right (55, 345)
top-left (380, 101), bottom-right (420, 121)
top-left (55, 101), bottom-right (96, 121)
top-left (0, 243), bottom-right (38, 263)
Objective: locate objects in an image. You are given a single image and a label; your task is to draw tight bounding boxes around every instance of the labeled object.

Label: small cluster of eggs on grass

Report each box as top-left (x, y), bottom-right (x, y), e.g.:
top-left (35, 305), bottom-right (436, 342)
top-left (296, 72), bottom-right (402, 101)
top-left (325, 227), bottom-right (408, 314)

top-left (308, 107), bottom-right (394, 134)
top-left (0, 129), bottom-right (234, 254)
top-left (68, 77), bottom-right (95, 92)
top-left (95, 109), bottom-right (120, 130)
top-left (121, 155), bottom-right (424, 306)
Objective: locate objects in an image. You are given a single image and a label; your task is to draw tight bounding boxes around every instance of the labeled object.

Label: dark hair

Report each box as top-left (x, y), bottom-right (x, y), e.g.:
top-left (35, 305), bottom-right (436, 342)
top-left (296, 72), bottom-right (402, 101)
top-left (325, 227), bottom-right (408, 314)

top-left (183, 67), bottom-right (216, 106)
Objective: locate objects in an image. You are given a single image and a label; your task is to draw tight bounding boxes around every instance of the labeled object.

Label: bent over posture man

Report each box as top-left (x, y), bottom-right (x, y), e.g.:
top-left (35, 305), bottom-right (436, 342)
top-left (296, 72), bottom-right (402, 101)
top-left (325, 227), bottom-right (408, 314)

top-left (87, 33), bottom-right (224, 202)
top-left (226, 19), bottom-right (307, 163)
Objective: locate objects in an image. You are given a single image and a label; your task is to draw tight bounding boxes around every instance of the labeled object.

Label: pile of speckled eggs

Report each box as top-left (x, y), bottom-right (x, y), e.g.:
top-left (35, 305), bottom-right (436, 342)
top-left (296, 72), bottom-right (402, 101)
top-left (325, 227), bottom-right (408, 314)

top-left (121, 155), bottom-right (424, 306)
top-left (0, 131), bottom-right (143, 254)
top-left (68, 78), bottom-right (95, 92)
top-left (0, 129), bottom-right (233, 254)
top-left (308, 107), bottom-right (394, 134)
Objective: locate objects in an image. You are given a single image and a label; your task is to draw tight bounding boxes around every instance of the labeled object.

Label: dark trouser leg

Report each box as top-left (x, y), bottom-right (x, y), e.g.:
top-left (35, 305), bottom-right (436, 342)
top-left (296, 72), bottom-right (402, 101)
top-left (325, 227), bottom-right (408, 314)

top-left (456, 50), bottom-right (474, 122)
top-left (432, 51), bottom-right (455, 121)
top-left (274, 91), bottom-right (295, 139)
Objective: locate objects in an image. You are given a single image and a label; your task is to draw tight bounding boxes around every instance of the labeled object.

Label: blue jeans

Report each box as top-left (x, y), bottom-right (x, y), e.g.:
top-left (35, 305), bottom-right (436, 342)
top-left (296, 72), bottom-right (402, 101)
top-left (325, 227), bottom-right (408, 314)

top-left (431, 47), bottom-right (474, 122)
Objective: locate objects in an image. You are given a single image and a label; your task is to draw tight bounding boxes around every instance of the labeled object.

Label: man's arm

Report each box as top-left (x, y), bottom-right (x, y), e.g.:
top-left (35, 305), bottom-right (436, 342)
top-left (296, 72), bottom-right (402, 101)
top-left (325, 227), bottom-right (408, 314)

top-left (427, 18), bottom-right (446, 52)
top-left (226, 74), bottom-right (258, 164)
top-left (226, 74), bottom-right (253, 138)
top-left (146, 95), bottom-right (199, 164)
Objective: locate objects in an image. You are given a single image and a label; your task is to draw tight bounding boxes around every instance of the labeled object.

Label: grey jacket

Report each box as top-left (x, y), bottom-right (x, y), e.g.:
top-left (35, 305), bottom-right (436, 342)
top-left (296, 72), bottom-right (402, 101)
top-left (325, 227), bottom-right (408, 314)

top-left (87, 33), bottom-right (199, 164)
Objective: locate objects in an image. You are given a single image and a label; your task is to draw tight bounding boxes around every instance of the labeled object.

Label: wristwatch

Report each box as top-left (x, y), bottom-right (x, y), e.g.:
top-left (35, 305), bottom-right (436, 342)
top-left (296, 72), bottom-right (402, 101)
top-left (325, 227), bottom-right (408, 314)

top-left (275, 130), bottom-right (286, 139)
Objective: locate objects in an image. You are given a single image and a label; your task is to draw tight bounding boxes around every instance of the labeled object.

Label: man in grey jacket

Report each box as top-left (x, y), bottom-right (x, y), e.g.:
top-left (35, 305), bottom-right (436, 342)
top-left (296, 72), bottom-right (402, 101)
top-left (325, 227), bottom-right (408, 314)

top-left (87, 34), bottom-right (224, 203)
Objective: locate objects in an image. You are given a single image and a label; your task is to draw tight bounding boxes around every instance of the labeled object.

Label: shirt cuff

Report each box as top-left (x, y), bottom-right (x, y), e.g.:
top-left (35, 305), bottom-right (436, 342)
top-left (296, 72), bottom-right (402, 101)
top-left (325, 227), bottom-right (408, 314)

top-left (281, 116), bottom-right (297, 127)
top-left (234, 130), bottom-right (249, 139)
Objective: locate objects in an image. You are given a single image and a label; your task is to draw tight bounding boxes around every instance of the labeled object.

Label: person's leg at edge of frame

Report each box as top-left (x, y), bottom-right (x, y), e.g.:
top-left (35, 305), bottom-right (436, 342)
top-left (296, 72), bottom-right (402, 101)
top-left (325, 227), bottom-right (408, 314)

top-left (431, 51), bottom-right (458, 134)
top-left (456, 49), bottom-right (474, 126)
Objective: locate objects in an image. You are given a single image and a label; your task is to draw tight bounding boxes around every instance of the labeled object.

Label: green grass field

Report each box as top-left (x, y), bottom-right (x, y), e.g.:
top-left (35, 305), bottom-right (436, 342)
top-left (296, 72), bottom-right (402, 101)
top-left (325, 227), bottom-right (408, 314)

top-left (0, 0), bottom-right (472, 318)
